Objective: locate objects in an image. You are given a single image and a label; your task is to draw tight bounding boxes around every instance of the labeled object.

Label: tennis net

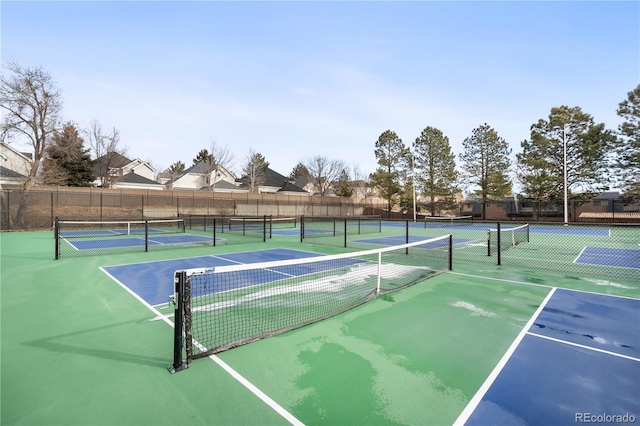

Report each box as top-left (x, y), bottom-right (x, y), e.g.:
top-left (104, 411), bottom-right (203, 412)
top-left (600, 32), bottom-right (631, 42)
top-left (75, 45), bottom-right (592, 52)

top-left (182, 215), bottom-right (272, 245)
top-left (54, 218), bottom-right (188, 259)
top-left (57, 218), bottom-right (185, 238)
top-left (300, 215), bottom-right (382, 247)
top-left (487, 223), bottom-right (530, 256)
top-left (169, 234), bottom-right (452, 372)
top-left (424, 215), bottom-right (474, 228)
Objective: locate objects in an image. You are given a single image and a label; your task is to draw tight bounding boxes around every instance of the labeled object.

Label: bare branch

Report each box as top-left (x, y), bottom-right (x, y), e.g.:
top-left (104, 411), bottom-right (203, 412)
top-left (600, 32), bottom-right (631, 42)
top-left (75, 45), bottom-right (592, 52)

top-left (0, 62), bottom-right (62, 189)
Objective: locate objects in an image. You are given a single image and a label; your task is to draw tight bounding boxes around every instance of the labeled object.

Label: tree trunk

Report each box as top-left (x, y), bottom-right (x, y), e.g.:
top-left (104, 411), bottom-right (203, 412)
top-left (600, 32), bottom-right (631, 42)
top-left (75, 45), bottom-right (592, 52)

top-left (15, 190), bottom-right (28, 228)
top-left (0, 190), bottom-right (13, 230)
top-left (481, 194), bottom-right (487, 220)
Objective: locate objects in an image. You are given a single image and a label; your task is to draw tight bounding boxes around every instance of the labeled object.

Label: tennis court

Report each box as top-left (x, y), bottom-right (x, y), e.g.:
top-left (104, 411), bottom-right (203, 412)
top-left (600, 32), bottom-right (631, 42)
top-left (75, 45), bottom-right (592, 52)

top-left (1, 220), bottom-right (638, 425)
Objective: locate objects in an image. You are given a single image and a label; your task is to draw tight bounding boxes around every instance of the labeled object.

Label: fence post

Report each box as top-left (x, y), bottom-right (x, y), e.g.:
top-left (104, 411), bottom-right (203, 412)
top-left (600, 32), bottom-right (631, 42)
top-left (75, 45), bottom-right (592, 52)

top-left (54, 216), bottom-right (60, 260)
top-left (50, 192), bottom-right (54, 229)
top-left (496, 222), bottom-right (502, 266)
top-left (448, 235), bottom-right (453, 270)
top-left (213, 217), bottom-right (217, 247)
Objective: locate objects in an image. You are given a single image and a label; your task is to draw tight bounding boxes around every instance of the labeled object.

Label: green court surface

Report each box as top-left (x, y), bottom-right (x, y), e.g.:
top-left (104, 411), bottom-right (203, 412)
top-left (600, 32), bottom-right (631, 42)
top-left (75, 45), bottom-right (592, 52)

top-left (1, 227), bottom-right (638, 425)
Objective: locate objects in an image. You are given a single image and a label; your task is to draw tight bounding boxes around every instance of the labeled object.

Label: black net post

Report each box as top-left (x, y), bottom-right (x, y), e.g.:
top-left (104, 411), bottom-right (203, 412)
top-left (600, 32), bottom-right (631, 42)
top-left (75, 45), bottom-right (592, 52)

top-left (169, 271), bottom-right (188, 373)
top-left (405, 220), bottom-right (409, 255)
top-left (300, 215), bottom-right (304, 242)
top-left (213, 217), bottom-right (218, 247)
top-left (144, 219), bottom-right (149, 252)
top-left (54, 216), bottom-right (60, 260)
top-left (343, 219), bottom-right (347, 248)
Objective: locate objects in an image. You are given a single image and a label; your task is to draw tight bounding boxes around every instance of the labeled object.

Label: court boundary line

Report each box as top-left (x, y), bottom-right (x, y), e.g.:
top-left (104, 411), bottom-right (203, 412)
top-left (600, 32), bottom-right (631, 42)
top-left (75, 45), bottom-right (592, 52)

top-left (99, 264), bottom-right (305, 426)
top-left (448, 272), bottom-right (640, 300)
top-left (527, 332), bottom-right (640, 362)
top-left (573, 246), bottom-right (588, 264)
top-left (453, 287), bottom-right (557, 426)
top-left (496, 252), bottom-right (640, 272)
top-left (62, 236), bottom-right (81, 251)
top-left (101, 247), bottom-right (321, 268)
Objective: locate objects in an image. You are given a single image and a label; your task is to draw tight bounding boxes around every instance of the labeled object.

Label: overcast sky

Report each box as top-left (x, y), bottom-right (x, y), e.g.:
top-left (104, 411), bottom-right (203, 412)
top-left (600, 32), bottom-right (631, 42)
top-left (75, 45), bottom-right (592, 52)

top-left (2, 1), bottom-right (638, 179)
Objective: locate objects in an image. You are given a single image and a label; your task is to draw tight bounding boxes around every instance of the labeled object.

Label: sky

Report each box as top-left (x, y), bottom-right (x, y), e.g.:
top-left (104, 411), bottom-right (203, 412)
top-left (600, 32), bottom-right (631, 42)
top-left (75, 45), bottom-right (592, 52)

top-left (1, 1), bottom-right (638, 180)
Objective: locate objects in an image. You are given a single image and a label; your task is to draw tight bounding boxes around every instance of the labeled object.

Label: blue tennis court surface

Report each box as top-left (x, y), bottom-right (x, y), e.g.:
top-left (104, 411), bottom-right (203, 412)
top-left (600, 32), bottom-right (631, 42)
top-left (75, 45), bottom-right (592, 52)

top-left (60, 227), bottom-right (176, 238)
top-left (461, 289), bottom-right (640, 425)
top-left (102, 248), bottom-right (340, 306)
top-left (68, 234), bottom-right (213, 250)
top-left (575, 247), bottom-right (640, 269)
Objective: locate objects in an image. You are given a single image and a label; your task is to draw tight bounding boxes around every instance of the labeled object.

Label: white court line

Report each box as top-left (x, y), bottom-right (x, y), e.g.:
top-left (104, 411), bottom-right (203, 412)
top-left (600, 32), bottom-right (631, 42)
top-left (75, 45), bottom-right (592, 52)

top-left (573, 246), bottom-right (588, 264)
top-left (448, 272), bottom-right (640, 300)
top-left (527, 332), bottom-right (640, 363)
top-left (99, 266), bottom-right (305, 426)
top-left (448, 271), bottom-right (554, 290)
top-left (453, 287), bottom-right (557, 426)
top-left (63, 237), bottom-right (81, 252)
top-left (207, 354), bottom-right (304, 426)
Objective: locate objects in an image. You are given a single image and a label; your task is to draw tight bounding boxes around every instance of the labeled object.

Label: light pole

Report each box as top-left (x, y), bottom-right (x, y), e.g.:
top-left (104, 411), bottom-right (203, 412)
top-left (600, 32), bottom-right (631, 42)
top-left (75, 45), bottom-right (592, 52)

top-left (563, 126), bottom-right (568, 225)
top-left (411, 148), bottom-right (416, 222)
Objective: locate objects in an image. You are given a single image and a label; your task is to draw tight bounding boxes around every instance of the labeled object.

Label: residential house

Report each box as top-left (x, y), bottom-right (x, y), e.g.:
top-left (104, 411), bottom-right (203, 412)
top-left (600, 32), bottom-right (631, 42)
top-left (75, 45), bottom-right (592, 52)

top-left (167, 161), bottom-right (243, 192)
top-left (92, 152), bottom-right (162, 190)
top-left (0, 142), bottom-right (33, 187)
top-left (240, 167), bottom-right (307, 195)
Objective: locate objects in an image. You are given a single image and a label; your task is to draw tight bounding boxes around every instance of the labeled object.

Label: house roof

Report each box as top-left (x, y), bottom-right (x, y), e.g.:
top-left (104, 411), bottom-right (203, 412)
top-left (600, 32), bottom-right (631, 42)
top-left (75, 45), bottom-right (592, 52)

top-left (0, 165), bottom-right (27, 178)
top-left (0, 142), bottom-right (34, 162)
top-left (169, 161), bottom-right (233, 184)
top-left (258, 168), bottom-right (307, 193)
top-left (279, 179), bottom-right (307, 193)
top-left (116, 172), bottom-right (163, 186)
top-left (92, 152), bottom-right (133, 176)
top-left (594, 191), bottom-right (621, 200)
top-left (204, 180), bottom-right (246, 192)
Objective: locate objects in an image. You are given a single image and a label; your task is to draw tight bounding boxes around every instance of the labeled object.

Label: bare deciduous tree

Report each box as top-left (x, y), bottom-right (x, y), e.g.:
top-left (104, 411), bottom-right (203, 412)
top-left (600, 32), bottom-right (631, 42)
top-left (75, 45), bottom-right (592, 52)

top-left (242, 148), bottom-right (269, 193)
top-left (351, 164), bottom-right (374, 198)
top-left (0, 62), bottom-right (62, 226)
top-left (195, 140), bottom-right (234, 190)
top-left (305, 155), bottom-right (347, 196)
top-left (85, 119), bottom-right (127, 188)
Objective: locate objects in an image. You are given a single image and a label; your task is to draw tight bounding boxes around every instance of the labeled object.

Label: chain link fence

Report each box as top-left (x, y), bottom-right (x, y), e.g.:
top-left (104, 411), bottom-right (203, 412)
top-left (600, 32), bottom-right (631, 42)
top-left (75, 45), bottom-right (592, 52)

top-left (0, 187), bottom-right (387, 231)
top-left (304, 218), bottom-right (639, 282)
